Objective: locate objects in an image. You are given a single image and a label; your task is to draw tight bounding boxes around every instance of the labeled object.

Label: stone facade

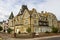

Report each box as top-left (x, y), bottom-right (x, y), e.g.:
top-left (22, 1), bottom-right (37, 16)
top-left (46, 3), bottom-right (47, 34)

top-left (8, 5), bottom-right (58, 33)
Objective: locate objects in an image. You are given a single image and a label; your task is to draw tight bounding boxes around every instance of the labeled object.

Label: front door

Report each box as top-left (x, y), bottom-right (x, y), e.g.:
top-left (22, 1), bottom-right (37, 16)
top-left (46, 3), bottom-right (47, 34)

top-left (34, 27), bottom-right (39, 33)
top-left (16, 29), bottom-right (20, 34)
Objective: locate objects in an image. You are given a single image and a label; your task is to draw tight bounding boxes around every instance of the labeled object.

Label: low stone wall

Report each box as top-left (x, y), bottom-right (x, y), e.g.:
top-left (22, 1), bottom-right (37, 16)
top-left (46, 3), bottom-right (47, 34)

top-left (16, 33), bottom-right (33, 38)
top-left (11, 33), bottom-right (60, 38)
top-left (38, 33), bottom-right (60, 37)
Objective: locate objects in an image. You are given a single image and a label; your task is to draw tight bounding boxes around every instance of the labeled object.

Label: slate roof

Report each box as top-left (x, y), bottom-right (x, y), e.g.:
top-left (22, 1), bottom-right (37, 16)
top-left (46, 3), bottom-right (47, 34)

top-left (9, 12), bottom-right (14, 19)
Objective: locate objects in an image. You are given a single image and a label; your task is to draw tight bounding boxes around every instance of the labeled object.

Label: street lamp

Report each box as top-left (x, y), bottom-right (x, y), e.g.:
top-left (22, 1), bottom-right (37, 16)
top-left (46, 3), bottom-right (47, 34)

top-left (13, 19), bottom-right (16, 37)
top-left (30, 14), bottom-right (32, 32)
top-left (12, 18), bottom-right (16, 37)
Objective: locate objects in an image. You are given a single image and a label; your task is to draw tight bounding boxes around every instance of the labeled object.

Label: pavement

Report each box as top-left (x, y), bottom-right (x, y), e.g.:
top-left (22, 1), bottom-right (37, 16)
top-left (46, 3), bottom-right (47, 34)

top-left (33, 35), bottom-right (60, 40)
top-left (0, 32), bottom-right (60, 40)
top-left (2, 35), bottom-right (60, 40)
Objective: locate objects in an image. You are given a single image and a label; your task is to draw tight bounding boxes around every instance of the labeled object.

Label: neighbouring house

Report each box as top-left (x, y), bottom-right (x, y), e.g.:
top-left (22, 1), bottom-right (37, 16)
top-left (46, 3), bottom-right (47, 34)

top-left (38, 11), bottom-right (58, 32)
top-left (58, 21), bottom-right (60, 32)
top-left (8, 5), bottom-right (58, 33)
top-left (0, 22), bottom-right (3, 32)
top-left (2, 20), bottom-right (8, 32)
top-left (0, 22), bottom-right (3, 27)
top-left (0, 20), bottom-right (8, 32)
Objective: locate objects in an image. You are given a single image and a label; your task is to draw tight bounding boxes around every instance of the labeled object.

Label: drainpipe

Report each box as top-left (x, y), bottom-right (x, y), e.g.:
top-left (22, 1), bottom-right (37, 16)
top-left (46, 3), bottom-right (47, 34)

top-left (14, 19), bottom-right (16, 37)
top-left (30, 14), bottom-right (31, 32)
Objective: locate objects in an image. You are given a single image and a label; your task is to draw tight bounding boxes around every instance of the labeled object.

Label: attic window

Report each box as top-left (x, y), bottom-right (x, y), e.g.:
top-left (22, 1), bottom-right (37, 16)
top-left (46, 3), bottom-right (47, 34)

top-left (34, 14), bottom-right (36, 17)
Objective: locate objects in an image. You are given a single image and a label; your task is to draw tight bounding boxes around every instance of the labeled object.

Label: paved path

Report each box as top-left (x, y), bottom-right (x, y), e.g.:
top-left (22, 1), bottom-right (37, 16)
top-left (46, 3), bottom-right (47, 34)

top-left (34, 35), bottom-right (60, 40)
top-left (2, 35), bottom-right (60, 40)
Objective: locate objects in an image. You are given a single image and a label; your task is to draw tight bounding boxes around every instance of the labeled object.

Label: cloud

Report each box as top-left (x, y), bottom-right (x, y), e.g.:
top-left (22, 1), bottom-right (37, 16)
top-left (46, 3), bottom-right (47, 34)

top-left (0, 0), bottom-right (60, 21)
top-left (36, 0), bottom-right (60, 20)
top-left (0, 0), bottom-right (20, 21)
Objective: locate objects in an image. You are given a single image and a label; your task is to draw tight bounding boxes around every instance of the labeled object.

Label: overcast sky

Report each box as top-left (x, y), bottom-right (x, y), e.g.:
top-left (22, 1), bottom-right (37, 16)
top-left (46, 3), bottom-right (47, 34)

top-left (0, 0), bottom-right (60, 21)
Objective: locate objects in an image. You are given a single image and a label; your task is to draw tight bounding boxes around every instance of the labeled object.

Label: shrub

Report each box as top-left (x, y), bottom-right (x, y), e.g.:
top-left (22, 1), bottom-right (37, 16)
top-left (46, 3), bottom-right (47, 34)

top-left (26, 27), bottom-right (31, 33)
top-left (45, 31), bottom-right (50, 33)
top-left (51, 27), bottom-right (58, 33)
top-left (7, 28), bottom-right (13, 33)
top-left (0, 26), bottom-right (3, 31)
top-left (18, 31), bottom-right (21, 34)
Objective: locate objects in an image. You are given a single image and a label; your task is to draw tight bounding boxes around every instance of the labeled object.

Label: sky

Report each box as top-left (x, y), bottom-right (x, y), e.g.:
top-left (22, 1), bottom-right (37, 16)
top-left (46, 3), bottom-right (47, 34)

top-left (0, 0), bottom-right (60, 21)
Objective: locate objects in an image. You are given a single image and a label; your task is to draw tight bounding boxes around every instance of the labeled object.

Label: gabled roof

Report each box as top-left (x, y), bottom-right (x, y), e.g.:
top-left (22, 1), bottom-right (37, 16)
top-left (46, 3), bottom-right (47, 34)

top-left (21, 5), bottom-right (28, 14)
top-left (16, 5), bottom-right (38, 17)
top-left (9, 12), bottom-right (14, 19)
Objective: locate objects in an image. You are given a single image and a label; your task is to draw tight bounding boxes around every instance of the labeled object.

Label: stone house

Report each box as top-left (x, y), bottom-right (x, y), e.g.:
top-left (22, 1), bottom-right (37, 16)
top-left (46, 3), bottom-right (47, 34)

top-left (8, 5), bottom-right (58, 33)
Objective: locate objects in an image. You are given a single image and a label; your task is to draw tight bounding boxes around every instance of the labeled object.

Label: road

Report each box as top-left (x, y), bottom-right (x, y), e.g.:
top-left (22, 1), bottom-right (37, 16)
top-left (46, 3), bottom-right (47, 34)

top-left (40, 37), bottom-right (60, 40)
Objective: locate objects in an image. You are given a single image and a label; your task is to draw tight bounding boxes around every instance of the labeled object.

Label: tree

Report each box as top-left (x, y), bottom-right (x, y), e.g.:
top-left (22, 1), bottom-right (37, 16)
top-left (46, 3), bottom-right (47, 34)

top-left (7, 28), bottom-right (13, 33)
top-left (0, 26), bottom-right (3, 31)
top-left (26, 27), bottom-right (31, 33)
top-left (45, 31), bottom-right (50, 33)
top-left (51, 27), bottom-right (58, 33)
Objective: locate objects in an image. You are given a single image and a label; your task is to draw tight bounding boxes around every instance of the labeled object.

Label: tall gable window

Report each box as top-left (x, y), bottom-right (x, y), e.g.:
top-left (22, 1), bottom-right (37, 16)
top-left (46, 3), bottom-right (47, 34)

top-left (34, 14), bottom-right (36, 17)
top-left (33, 14), bottom-right (36, 17)
top-left (34, 20), bottom-right (36, 23)
top-left (25, 20), bottom-right (28, 25)
top-left (32, 14), bottom-right (36, 18)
